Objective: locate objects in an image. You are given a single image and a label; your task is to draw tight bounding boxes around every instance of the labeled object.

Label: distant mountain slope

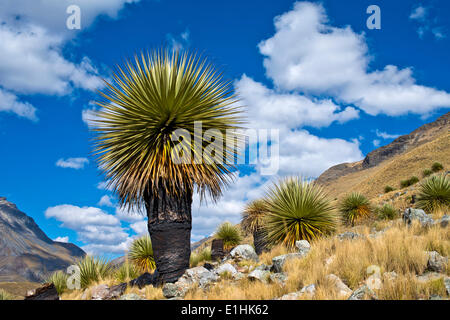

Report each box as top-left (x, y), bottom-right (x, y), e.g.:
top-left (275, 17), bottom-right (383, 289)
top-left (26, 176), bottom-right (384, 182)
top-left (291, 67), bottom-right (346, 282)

top-left (317, 112), bottom-right (450, 200)
top-left (0, 197), bottom-right (85, 282)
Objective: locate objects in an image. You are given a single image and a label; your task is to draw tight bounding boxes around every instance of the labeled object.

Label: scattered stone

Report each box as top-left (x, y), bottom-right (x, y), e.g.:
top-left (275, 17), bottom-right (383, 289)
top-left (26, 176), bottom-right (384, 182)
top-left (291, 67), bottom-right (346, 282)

top-left (295, 240), bottom-right (311, 255)
top-left (337, 232), bottom-right (362, 241)
top-left (299, 284), bottom-right (316, 297)
top-left (444, 277), bottom-right (450, 295)
top-left (216, 263), bottom-right (238, 276)
top-left (416, 272), bottom-right (445, 283)
top-left (348, 285), bottom-right (378, 300)
top-left (162, 282), bottom-right (190, 299)
top-left (434, 215), bottom-right (450, 228)
top-left (86, 283), bottom-right (127, 300)
top-left (272, 253), bottom-right (304, 273)
top-left (248, 269), bottom-right (270, 283)
top-left (203, 262), bottom-right (218, 271)
top-left (429, 295), bottom-right (444, 300)
top-left (402, 208), bottom-right (434, 227)
top-left (184, 266), bottom-right (219, 289)
top-left (326, 274), bottom-right (352, 297)
top-left (119, 293), bottom-right (145, 300)
top-left (24, 283), bottom-right (59, 300)
top-left (232, 272), bottom-right (245, 281)
top-left (269, 272), bottom-right (287, 285)
top-left (255, 264), bottom-right (271, 272)
top-left (90, 284), bottom-right (111, 300)
top-left (230, 245), bottom-right (259, 262)
top-left (426, 251), bottom-right (448, 273)
top-left (278, 291), bottom-right (301, 300)
top-left (325, 255), bottom-right (335, 268)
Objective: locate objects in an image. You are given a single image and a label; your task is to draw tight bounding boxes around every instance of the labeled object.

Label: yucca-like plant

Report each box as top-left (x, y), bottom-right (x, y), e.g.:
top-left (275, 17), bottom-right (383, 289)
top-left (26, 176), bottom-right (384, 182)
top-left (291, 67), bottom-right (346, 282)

top-left (77, 256), bottom-right (113, 289)
top-left (215, 222), bottom-right (242, 251)
top-left (129, 236), bottom-right (156, 273)
top-left (46, 271), bottom-right (69, 295)
top-left (264, 177), bottom-right (338, 248)
top-left (376, 204), bottom-right (398, 220)
top-left (92, 50), bottom-right (243, 283)
top-left (114, 261), bottom-right (141, 282)
top-left (241, 199), bottom-right (269, 255)
top-left (416, 175), bottom-right (450, 212)
top-left (340, 192), bottom-right (372, 226)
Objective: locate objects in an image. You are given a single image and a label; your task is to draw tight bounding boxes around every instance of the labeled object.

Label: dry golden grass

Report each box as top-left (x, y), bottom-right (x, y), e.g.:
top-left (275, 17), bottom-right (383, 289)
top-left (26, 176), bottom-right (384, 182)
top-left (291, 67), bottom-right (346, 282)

top-left (184, 220), bottom-right (449, 300)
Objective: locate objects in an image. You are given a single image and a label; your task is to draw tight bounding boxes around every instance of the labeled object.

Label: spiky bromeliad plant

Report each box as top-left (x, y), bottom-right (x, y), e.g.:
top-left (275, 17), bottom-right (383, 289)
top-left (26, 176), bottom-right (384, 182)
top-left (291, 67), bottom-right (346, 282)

top-left (340, 192), bottom-right (372, 226)
top-left (92, 50), bottom-right (243, 283)
top-left (264, 177), bottom-right (338, 249)
top-left (416, 175), bottom-right (450, 213)
top-left (241, 199), bottom-right (269, 255)
top-left (129, 235), bottom-right (156, 273)
top-left (215, 222), bottom-right (242, 251)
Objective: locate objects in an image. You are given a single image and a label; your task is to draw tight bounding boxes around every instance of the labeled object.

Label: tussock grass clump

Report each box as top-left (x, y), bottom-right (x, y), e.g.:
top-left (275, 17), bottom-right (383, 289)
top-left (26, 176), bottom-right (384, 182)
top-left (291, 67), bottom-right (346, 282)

top-left (190, 248), bottom-right (212, 267)
top-left (431, 162), bottom-right (444, 173)
top-left (114, 261), bottom-right (141, 282)
top-left (47, 271), bottom-right (69, 295)
top-left (376, 204), bottom-right (399, 220)
top-left (416, 174), bottom-right (450, 213)
top-left (422, 169), bottom-right (433, 178)
top-left (264, 177), bottom-right (338, 248)
top-left (129, 235), bottom-right (156, 273)
top-left (77, 256), bottom-right (113, 289)
top-left (215, 222), bottom-right (242, 251)
top-left (0, 289), bottom-right (14, 300)
top-left (384, 186), bottom-right (395, 193)
top-left (340, 192), bottom-right (372, 226)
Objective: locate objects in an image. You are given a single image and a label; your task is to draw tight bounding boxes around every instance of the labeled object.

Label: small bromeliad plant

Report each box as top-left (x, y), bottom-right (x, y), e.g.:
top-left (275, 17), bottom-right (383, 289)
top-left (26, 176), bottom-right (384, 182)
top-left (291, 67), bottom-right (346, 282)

top-left (114, 261), bottom-right (141, 282)
top-left (416, 174), bottom-right (450, 213)
top-left (376, 203), bottom-right (399, 220)
top-left (190, 247), bottom-right (212, 267)
top-left (340, 192), bottom-right (372, 226)
top-left (263, 177), bottom-right (338, 249)
top-left (46, 271), bottom-right (69, 295)
top-left (241, 199), bottom-right (269, 255)
top-left (77, 256), bottom-right (113, 289)
top-left (129, 235), bottom-right (156, 273)
top-left (215, 222), bottom-right (242, 251)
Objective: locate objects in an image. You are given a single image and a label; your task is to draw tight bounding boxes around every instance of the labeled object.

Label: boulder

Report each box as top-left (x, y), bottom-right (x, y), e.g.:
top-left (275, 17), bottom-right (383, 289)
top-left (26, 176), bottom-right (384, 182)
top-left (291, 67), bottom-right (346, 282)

top-left (402, 208), bottom-right (434, 227)
top-left (444, 277), bottom-right (450, 295)
top-left (119, 293), bottom-right (145, 300)
top-left (24, 283), bottom-right (59, 300)
top-left (326, 274), bottom-right (352, 297)
top-left (277, 284), bottom-right (315, 300)
top-left (230, 245), bottom-right (259, 262)
top-left (248, 269), bottom-right (270, 283)
top-left (88, 282), bottom-right (127, 300)
top-left (269, 272), bottom-right (287, 285)
top-left (129, 272), bottom-right (157, 289)
top-left (416, 272), bottom-right (446, 283)
top-left (426, 251), bottom-right (448, 273)
top-left (162, 282), bottom-right (191, 299)
top-left (90, 284), bottom-right (111, 300)
top-left (162, 266), bottom-right (219, 298)
top-left (216, 263), bottom-right (238, 276)
top-left (295, 240), bottom-right (311, 255)
top-left (299, 284), bottom-right (316, 297)
top-left (434, 215), bottom-right (450, 228)
top-left (348, 285), bottom-right (378, 300)
top-left (272, 253), bottom-right (304, 273)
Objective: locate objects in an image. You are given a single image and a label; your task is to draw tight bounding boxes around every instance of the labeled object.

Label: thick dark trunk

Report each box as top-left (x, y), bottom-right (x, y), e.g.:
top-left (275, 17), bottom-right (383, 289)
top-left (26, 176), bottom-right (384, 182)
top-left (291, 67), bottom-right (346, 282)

top-left (144, 184), bottom-right (192, 285)
top-left (253, 228), bottom-right (268, 255)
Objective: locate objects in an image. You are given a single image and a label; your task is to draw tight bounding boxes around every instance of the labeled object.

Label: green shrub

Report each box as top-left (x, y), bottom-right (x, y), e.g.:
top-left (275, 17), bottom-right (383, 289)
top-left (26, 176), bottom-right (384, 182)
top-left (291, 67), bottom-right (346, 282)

top-left (263, 177), bottom-right (338, 248)
top-left (46, 271), bottom-right (69, 295)
top-left (376, 204), bottom-right (398, 220)
top-left (340, 192), bottom-right (372, 226)
top-left (0, 289), bottom-right (13, 300)
top-left (190, 247), bottom-right (212, 267)
top-left (422, 169), bottom-right (433, 178)
top-left (129, 236), bottom-right (156, 273)
top-left (400, 176), bottom-right (420, 188)
top-left (216, 222), bottom-right (242, 251)
top-left (77, 256), bottom-right (113, 289)
top-left (114, 261), bottom-right (141, 282)
top-left (416, 175), bottom-right (450, 212)
top-left (431, 162), bottom-right (444, 172)
top-left (384, 186), bottom-right (395, 193)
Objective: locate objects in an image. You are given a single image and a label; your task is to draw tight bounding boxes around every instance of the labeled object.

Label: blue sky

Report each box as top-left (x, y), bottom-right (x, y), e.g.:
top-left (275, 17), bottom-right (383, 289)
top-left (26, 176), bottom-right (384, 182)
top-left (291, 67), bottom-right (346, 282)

top-left (0, 0), bottom-right (449, 257)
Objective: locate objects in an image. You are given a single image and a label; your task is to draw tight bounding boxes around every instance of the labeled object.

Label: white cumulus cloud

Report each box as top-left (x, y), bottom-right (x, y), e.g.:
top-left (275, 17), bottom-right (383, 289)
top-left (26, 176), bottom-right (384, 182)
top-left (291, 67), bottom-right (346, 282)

top-left (56, 157), bottom-right (89, 169)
